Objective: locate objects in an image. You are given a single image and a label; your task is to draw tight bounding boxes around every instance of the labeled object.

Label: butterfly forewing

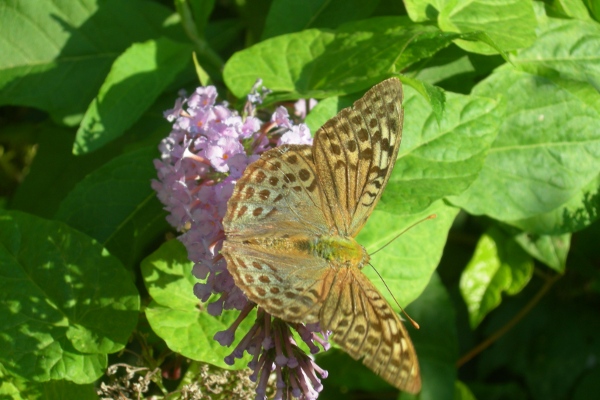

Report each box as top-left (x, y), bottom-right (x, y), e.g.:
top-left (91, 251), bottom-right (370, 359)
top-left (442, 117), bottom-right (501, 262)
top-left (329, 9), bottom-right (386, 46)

top-left (223, 78), bottom-right (421, 394)
top-left (223, 145), bottom-right (335, 323)
top-left (314, 78), bottom-right (403, 236)
top-left (224, 145), bottom-right (332, 237)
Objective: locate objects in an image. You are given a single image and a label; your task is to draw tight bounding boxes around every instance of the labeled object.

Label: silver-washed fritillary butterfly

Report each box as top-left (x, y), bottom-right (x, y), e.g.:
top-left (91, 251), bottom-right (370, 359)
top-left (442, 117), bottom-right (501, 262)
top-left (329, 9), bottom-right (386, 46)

top-left (222, 78), bottom-right (421, 393)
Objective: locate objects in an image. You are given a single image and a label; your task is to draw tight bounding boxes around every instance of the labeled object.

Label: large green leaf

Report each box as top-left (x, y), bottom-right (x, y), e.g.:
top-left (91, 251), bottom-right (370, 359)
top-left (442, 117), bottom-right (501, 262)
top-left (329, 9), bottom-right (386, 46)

top-left (398, 273), bottom-right (458, 400)
top-left (359, 201), bottom-right (459, 308)
top-left (438, 0), bottom-right (537, 54)
top-left (0, 0), bottom-right (179, 126)
top-left (507, 173), bottom-right (600, 235)
top-left (450, 66), bottom-right (600, 222)
top-left (54, 146), bottom-right (169, 268)
top-left (74, 38), bottom-right (192, 154)
top-left (405, 0), bottom-right (537, 54)
top-left (224, 17), bottom-right (480, 100)
top-left (404, 0), bottom-right (448, 22)
top-left (409, 44), bottom-right (505, 94)
top-left (514, 14), bottom-right (600, 88)
top-left (142, 239), bottom-right (255, 369)
top-left (459, 226), bottom-right (534, 328)
top-left (0, 378), bottom-right (97, 400)
top-left (384, 86), bottom-right (502, 215)
top-left (8, 125), bottom-right (117, 219)
top-left (0, 211), bottom-right (139, 383)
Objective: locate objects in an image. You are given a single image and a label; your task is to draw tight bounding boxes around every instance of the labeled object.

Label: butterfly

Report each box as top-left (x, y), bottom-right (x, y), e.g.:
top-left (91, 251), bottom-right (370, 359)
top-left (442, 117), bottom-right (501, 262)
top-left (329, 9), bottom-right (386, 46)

top-left (221, 77), bottom-right (421, 393)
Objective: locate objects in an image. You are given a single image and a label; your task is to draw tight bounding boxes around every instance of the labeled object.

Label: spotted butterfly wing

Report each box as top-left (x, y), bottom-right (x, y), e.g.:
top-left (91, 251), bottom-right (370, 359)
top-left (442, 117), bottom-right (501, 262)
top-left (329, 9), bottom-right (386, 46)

top-left (223, 145), bottom-right (333, 323)
top-left (314, 78), bottom-right (403, 235)
top-left (222, 78), bottom-right (421, 393)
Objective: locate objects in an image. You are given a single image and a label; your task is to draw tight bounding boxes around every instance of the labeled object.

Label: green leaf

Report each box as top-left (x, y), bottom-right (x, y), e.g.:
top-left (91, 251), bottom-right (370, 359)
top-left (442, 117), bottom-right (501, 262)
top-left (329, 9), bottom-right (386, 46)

top-left (19, 380), bottom-right (97, 400)
top-left (404, 0), bottom-right (447, 22)
top-left (450, 66), bottom-right (600, 222)
top-left (438, 0), bottom-right (537, 54)
top-left (0, 370), bottom-right (97, 400)
top-left (460, 226), bottom-right (534, 328)
top-left (547, 0), bottom-right (592, 20)
top-left (74, 38), bottom-right (191, 154)
top-left (262, 0), bottom-right (380, 39)
top-left (586, 0), bottom-right (600, 21)
top-left (0, 210), bottom-right (139, 383)
top-left (507, 173), bottom-right (600, 235)
top-left (54, 146), bottom-right (169, 268)
top-left (512, 231), bottom-right (570, 273)
top-left (454, 380), bottom-right (477, 400)
top-left (410, 45), bottom-right (505, 94)
top-left (513, 15), bottom-right (600, 89)
top-left (0, 0), bottom-right (179, 126)
top-left (141, 240), bottom-right (254, 369)
top-left (9, 125), bottom-right (112, 218)
top-left (360, 201), bottom-right (460, 307)
top-left (304, 96), bottom-right (349, 135)
top-left (382, 85), bottom-right (502, 215)
top-left (193, 51), bottom-right (212, 86)
top-left (224, 17), bottom-right (475, 100)
top-left (399, 76), bottom-right (446, 124)
top-left (187, 0), bottom-right (216, 36)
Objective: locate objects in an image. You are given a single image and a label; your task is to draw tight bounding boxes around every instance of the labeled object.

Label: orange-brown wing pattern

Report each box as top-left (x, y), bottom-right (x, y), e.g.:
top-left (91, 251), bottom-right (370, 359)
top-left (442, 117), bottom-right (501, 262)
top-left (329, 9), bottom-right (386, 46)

top-left (319, 268), bottom-right (421, 393)
top-left (224, 145), bottom-right (332, 238)
top-left (313, 78), bottom-right (403, 236)
top-left (223, 145), bottom-right (335, 323)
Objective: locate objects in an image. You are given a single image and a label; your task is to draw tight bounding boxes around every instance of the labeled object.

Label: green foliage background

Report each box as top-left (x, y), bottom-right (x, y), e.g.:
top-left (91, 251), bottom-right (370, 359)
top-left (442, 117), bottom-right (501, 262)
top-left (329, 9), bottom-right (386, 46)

top-left (0, 0), bottom-right (599, 399)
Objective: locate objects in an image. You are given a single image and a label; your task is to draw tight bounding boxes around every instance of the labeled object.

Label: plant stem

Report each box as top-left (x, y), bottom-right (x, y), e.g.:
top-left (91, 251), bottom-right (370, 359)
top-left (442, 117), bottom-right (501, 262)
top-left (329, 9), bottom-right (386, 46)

top-left (175, 0), bottom-right (224, 78)
top-left (456, 272), bottom-right (561, 367)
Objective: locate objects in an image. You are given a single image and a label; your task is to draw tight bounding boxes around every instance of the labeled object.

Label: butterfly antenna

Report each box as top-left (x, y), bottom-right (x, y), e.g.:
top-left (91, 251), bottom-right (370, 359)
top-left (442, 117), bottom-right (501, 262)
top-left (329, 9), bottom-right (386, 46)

top-left (370, 214), bottom-right (437, 257)
top-left (368, 263), bottom-right (420, 330)
top-left (366, 214), bottom-right (437, 329)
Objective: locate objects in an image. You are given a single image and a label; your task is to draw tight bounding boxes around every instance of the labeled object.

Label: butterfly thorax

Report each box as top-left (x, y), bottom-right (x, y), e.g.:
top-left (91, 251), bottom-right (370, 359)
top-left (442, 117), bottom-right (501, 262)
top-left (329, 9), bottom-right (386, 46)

top-left (309, 235), bottom-right (370, 269)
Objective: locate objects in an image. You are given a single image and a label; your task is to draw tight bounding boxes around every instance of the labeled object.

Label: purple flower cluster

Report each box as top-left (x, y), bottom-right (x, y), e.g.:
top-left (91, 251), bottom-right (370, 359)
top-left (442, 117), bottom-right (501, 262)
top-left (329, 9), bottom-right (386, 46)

top-left (153, 83), bottom-right (327, 399)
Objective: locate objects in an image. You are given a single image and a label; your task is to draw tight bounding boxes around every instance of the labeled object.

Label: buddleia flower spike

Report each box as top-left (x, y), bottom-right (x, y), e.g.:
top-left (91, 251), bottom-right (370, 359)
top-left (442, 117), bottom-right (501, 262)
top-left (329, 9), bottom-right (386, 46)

top-left (153, 81), bottom-right (329, 399)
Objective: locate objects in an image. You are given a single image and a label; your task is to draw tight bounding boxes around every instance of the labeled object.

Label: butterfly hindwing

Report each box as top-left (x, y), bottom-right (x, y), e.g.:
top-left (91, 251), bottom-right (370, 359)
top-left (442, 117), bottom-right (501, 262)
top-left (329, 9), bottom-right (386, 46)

top-left (320, 268), bottom-right (421, 393)
top-left (222, 248), bottom-right (332, 324)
